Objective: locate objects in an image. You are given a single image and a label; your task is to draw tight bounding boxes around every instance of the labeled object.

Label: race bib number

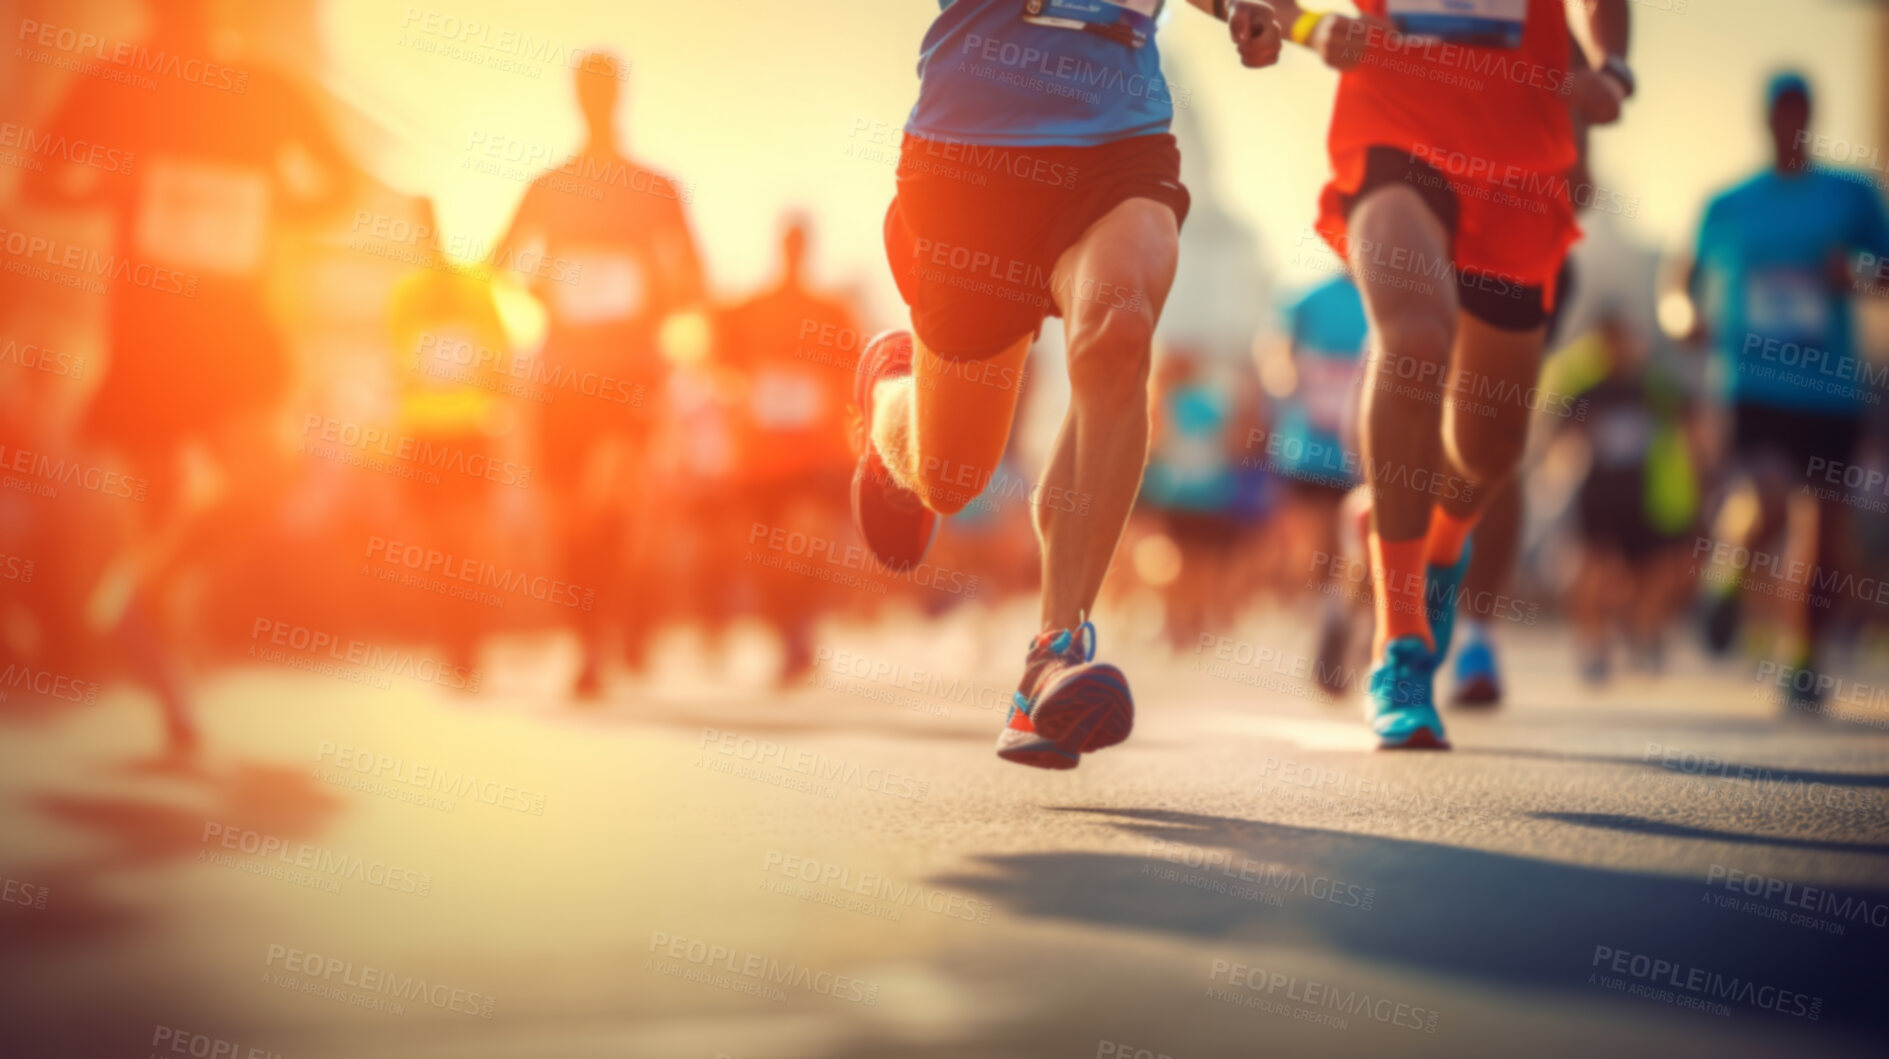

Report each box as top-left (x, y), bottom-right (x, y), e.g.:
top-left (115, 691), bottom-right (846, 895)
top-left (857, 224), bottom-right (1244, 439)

top-left (1021, 0), bottom-right (1163, 48)
top-left (1296, 354), bottom-right (1361, 434)
top-left (133, 156), bottom-right (271, 276)
top-left (1745, 267), bottom-right (1833, 343)
top-left (553, 249), bottom-right (645, 325)
top-left (750, 369), bottom-right (823, 430)
top-left (1386, 0), bottom-right (1526, 49)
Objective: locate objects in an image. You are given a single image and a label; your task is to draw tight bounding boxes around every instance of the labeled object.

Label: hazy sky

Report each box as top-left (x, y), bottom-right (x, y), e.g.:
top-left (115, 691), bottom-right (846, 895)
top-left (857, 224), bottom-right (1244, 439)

top-left (321, 0), bottom-right (1884, 324)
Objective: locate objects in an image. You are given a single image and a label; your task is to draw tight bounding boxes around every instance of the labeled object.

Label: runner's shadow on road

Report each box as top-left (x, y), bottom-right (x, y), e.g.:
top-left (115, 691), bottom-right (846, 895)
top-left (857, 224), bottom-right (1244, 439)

top-left (933, 807), bottom-right (1889, 1033)
top-left (1485, 712), bottom-right (1889, 740)
top-left (1453, 746), bottom-right (1889, 789)
top-left (3, 758), bottom-right (344, 951)
top-left (1541, 812), bottom-right (1889, 856)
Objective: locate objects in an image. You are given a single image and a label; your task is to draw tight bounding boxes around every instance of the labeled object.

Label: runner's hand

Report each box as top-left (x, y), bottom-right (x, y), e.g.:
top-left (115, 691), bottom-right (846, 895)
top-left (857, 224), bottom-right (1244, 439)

top-left (1569, 68), bottom-right (1626, 125)
top-left (1308, 14), bottom-right (1386, 71)
top-left (1229, 2), bottom-right (1283, 69)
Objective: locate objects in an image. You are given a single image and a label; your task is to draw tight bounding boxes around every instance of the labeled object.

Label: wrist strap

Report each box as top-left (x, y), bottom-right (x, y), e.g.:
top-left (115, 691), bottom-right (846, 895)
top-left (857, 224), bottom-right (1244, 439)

top-left (1600, 54), bottom-right (1635, 99)
top-left (1290, 9), bottom-right (1328, 46)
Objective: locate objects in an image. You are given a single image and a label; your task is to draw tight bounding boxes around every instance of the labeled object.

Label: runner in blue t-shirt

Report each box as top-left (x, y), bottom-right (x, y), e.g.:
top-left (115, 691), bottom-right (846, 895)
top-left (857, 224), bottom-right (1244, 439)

top-left (1267, 278), bottom-right (1370, 696)
top-left (845, 1), bottom-right (1283, 770)
top-left (1273, 277), bottom-right (1368, 492)
top-left (1684, 72), bottom-right (1889, 711)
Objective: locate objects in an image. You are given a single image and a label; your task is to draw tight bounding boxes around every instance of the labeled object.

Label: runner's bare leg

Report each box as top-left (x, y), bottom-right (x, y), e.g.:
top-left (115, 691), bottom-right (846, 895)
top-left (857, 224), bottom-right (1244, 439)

top-left (1037, 197), bottom-right (1180, 631)
top-left (1436, 313), bottom-right (1548, 524)
top-left (1350, 186), bottom-right (1457, 543)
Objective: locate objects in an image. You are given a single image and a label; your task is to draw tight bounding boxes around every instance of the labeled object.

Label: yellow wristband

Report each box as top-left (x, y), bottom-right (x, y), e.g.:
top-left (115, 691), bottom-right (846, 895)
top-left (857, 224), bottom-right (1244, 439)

top-left (1290, 10), bottom-right (1328, 46)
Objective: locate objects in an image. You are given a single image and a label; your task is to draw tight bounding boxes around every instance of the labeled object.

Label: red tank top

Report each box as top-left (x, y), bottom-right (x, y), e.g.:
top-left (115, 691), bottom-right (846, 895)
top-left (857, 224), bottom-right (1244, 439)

top-left (1329, 0), bottom-right (1577, 179)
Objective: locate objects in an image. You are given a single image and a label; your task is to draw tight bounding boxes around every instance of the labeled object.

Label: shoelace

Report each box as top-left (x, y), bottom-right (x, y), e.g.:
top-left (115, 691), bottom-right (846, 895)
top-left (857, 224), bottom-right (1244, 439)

top-left (1381, 638), bottom-right (1437, 679)
top-left (1011, 620), bottom-right (1099, 716)
top-left (1042, 619), bottom-right (1097, 664)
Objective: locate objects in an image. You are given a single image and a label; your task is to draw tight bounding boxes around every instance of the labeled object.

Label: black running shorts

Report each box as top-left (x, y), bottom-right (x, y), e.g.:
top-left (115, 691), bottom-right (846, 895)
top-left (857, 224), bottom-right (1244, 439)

top-left (1732, 402), bottom-right (1865, 474)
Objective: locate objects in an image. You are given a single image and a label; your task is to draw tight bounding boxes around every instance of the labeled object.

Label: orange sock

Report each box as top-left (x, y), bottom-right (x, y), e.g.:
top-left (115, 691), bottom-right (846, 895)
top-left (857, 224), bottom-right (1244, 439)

top-left (1426, 506), bottom-right (1478, 568)
top-left (1370, 534), bottom-right (1433, 661)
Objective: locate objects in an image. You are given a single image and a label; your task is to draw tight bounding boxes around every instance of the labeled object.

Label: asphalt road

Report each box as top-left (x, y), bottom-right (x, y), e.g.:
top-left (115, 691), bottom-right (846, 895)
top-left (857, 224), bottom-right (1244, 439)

top-left (3, 608), bottom-right (1887, 1058)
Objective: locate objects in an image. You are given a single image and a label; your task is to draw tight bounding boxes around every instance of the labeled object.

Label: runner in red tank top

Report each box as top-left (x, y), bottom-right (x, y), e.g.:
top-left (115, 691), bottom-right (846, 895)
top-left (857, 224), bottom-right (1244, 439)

top-left (1268, 0), bottom-right (1634, 748)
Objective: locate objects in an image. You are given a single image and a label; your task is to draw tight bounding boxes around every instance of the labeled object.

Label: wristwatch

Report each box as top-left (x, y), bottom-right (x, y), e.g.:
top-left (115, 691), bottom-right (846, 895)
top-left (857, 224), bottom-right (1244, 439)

top-left (1599, 54), bottom-right (1635, 99)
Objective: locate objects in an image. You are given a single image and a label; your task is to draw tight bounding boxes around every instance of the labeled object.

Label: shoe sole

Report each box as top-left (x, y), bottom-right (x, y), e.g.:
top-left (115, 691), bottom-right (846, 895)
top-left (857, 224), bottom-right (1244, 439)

top-left (1377, 727), bottom-right (1451, 751)
top-left (1028, 663), bottom-right (1134, 755)
top-left (1451, 675), bottom-right (1501, 708)
top-left (995, 729), bottom-right (1080, 770)
top-left (850, 451), bottom-right (936, 567)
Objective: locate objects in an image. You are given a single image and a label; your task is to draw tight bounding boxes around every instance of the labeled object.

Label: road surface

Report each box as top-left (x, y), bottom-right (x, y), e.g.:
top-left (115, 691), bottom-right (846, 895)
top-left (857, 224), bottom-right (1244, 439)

top-left (2, 608), bottom-right (1886, 1058)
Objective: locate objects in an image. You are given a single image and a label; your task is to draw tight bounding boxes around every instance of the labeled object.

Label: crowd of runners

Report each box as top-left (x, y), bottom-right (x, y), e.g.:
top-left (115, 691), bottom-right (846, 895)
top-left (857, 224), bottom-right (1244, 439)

top-left (5, 0), bottom-right (1889, 761)
top-left (848, 0), bottom-right (1889, 763)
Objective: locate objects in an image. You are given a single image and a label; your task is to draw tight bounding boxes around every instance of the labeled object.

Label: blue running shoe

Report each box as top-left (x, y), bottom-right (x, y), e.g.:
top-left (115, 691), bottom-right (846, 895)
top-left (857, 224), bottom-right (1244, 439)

top-left (1425, 540), bottom-right (1473, 663)
top-left (996, 621), bottom-right (1134, 770)
top-left (1366, 636), bottom-right (1450, 750)
top-left (1451, 639), bottom-right (1502, 707)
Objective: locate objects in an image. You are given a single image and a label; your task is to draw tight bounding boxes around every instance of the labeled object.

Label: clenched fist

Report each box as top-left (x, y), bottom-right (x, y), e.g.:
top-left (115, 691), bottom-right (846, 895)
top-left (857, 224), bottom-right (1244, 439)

top-left (1229, 2), bottom-right (1283, 69)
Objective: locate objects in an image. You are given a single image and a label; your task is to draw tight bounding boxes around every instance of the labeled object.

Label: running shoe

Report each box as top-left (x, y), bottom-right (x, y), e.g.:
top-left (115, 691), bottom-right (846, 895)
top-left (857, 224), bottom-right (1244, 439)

top-left (996, 621), bottom-right (1134, 770)
top-left (850, 330), bottom-right (938, 569)
top-left (1366, 636), bottom-right (1449, 750)
top-left (1424, 539), bottom-right (1473, 664)
top-left (1451, 639), bottom-right (1502, 707)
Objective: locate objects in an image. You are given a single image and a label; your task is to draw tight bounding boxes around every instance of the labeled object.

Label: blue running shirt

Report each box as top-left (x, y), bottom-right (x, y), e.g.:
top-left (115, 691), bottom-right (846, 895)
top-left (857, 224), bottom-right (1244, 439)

top-left (1273, 278), bottom-right (1368, 485)
top-left (1693, 168), bottom-right (1889, 414)
top-left (906, 1), bottom-right (1177, 147)
top-left (1145, 382), bottom-right (1237, 512)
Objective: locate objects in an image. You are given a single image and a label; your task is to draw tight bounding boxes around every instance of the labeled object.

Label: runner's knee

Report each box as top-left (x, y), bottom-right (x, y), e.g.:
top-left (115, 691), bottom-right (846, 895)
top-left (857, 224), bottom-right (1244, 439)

top-left (1446, 413), bottom-right (1526, 486)
top-left (1370, 311), bottom-right (1454, 378)
top-left (1067, 307), bottom-right (1156, 408)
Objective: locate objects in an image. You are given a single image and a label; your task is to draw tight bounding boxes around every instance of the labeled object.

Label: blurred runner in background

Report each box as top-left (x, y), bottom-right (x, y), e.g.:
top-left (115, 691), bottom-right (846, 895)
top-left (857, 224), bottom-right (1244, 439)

top-left (718, 218), bottom-right (863, 682)
top-left (388, 198), bottom-right (519, 672)
top-left (494, 50), bottom-right (704, 697)
top-left (1547, 310), bottom-right (1702, 683)
top-left (1681, 72), bottom-right (1889, 713)
top-left (1266, 276), bottom-right (1369, 695)
top-left (1140, 348), bottom-right (1245, 652)
top-left (20, 0), bottom-right (353, 753)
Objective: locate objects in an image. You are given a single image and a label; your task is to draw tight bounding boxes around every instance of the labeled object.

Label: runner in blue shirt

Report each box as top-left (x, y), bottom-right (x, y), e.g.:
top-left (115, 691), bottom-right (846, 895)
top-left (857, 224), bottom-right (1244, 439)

top-left (1273, 277), bottom-right (1368, 493)
top-left (846, 1), bottom-right (1283, 770)
top-left (1685, 72), bottom-right (1889, 711)
top-left (1270, 277), bottom-right (1371, 696)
